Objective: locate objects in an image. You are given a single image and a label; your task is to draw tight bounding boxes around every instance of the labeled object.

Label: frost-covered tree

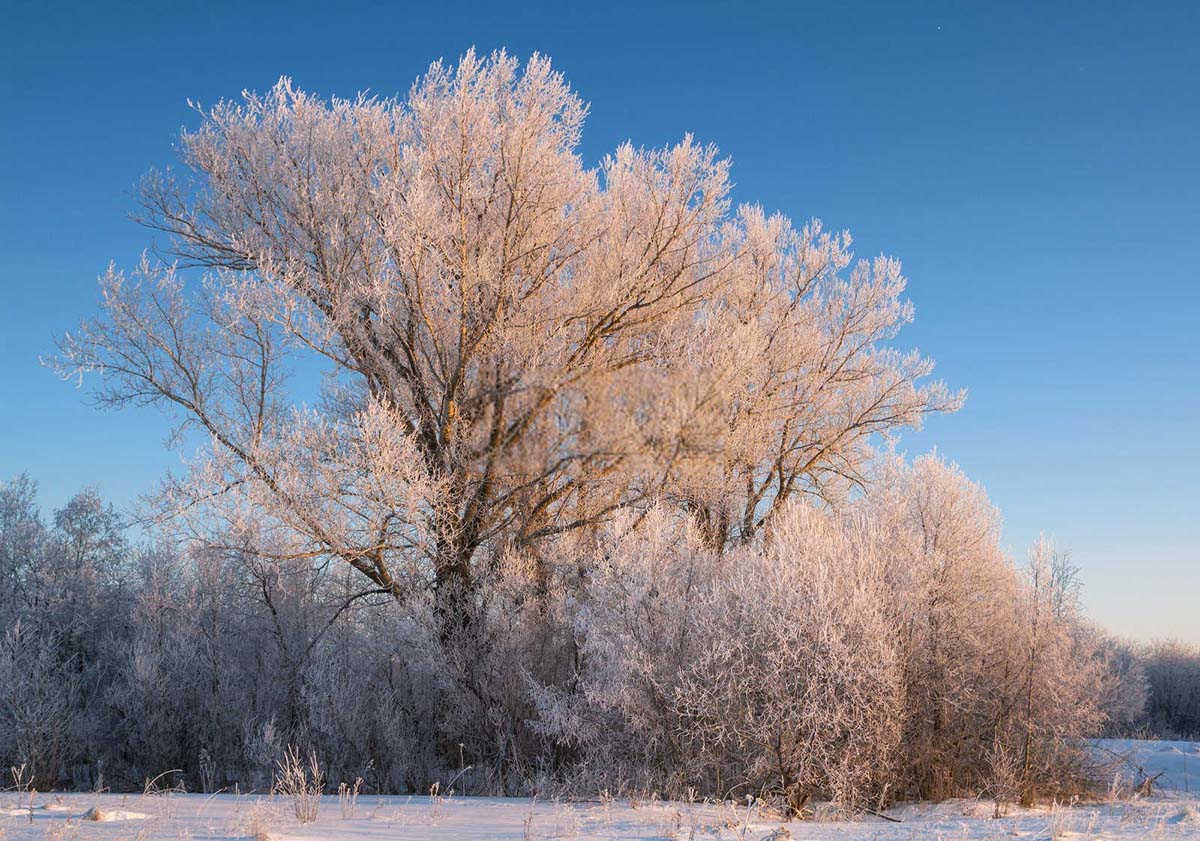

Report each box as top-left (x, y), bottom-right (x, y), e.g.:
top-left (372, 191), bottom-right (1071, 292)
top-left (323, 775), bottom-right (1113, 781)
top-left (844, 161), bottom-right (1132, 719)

top-left (864, 454), bottom-right (1021, 798)
top-left (0, 622), bottom-right (82, 788)
top-left (0, 475), bottom-right (44, 628)
top-left (55, 50), bottom-right (957, 632)
top-left (861, 460), bottom-right (1109, 802)
top-left (1141, 640), bottom-right (1200, 738)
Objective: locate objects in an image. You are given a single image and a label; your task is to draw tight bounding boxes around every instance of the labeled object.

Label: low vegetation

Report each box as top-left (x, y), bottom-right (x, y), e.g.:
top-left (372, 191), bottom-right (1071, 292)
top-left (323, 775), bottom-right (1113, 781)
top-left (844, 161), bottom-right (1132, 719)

top-left (3, 466), bottom-right (1189, 810)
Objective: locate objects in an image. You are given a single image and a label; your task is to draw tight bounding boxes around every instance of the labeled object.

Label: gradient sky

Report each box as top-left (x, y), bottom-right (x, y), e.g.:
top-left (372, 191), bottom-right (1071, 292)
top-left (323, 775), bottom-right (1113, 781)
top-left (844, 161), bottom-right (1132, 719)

top-left (2, 0), bottom-right (1197, 642)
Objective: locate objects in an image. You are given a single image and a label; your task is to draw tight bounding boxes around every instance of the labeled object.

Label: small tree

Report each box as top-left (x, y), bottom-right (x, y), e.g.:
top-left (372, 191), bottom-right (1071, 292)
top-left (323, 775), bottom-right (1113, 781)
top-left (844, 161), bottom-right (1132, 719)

top-left (1009, 536), bottom-right (1104, 802)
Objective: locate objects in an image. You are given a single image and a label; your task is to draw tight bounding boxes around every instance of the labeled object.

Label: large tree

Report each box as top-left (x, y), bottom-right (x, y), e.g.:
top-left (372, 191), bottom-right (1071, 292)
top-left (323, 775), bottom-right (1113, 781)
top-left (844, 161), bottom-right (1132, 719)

top-left (56, 50), bottom-right (958, 626)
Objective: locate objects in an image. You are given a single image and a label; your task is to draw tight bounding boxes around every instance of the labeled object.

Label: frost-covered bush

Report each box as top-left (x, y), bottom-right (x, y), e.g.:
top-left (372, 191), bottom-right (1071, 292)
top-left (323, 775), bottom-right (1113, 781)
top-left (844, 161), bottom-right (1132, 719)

top-left (553, 509), bottom-right (717, 791)
top-left (564, 506), bottom-right (900, 809)
top-left (303, 606), bottom-right (445, 792)
top-left (672, 505), bottom-right (902, 811)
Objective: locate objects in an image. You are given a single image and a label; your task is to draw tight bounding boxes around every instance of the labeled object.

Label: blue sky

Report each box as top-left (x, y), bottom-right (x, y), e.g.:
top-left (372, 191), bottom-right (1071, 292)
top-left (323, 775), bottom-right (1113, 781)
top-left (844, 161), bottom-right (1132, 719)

top-left (2, 0), bottom-right (1197, 641)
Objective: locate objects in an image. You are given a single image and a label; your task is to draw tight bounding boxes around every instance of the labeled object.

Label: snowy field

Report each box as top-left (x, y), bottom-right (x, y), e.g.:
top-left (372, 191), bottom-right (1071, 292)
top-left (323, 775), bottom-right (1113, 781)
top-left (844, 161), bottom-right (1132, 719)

top-left (1, 740), bottom-right (1197, 841)
top-left (1095, 738), bottom-right (1199, 794)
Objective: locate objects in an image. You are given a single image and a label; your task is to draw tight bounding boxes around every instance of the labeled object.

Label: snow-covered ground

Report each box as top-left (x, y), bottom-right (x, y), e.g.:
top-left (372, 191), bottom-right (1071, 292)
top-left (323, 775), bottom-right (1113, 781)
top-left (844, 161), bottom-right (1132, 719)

top-left (2, 740), bottom-right (1197, 840)
top-left (1095, 738), bottom-right (1199, 794)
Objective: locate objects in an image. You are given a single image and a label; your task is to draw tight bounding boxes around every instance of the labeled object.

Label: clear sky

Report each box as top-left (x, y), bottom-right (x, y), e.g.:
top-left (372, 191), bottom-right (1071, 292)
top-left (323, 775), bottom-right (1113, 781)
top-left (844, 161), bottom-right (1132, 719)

top-left (2, 0), bottom-right (1197, 642)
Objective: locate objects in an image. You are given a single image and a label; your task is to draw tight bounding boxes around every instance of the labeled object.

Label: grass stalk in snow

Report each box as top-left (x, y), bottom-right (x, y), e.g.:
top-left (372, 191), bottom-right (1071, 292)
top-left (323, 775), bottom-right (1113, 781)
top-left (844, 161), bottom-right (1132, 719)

top-left (274, 747), bottom-right (324, 824)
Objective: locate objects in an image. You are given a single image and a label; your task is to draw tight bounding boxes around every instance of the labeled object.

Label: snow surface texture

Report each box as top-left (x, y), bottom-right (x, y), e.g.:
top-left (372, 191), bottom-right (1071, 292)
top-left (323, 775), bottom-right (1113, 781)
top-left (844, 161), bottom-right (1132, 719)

top-left (0, 740), bottom-right (1195, 840)
top-left (1096, 738), bottom-right (1200, 794)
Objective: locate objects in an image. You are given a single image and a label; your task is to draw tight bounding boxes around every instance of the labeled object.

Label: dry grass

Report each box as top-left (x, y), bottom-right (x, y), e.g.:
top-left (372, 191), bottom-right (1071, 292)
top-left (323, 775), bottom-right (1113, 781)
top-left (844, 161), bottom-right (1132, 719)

top-left (338, 777), bottom-right (363, 819)
top-left (273, 747), bottom-right (324, 824)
